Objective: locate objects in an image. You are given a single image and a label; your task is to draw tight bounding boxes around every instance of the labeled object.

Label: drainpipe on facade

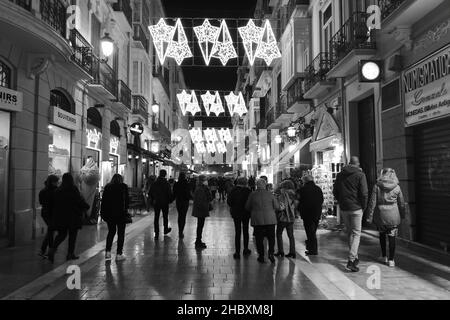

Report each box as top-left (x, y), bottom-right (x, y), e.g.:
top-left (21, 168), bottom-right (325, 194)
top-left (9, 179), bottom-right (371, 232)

top-left (31, 74), bottom-right (40, 241)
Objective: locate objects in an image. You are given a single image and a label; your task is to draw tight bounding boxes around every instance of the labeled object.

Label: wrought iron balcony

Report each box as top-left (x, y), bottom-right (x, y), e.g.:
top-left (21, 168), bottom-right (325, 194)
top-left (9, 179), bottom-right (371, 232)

top-left (116, 80), bottom-right (132, 110)
top-left (330, 12), bottom-right (376, 68)
top-left (304, 52), bottom-right (333, 93)
top-left (90, 56), bottom-right (117, 98)
top-left (112, 0), bottom-right (133, 27)
top-left (287, 78), bottom-right (307, 108)
top-left (379, 0), bottom-right (406, 20)
top-left (68, 29), bottom-right (93, 75)
top-left (132, 95), bottom-right (149, 120)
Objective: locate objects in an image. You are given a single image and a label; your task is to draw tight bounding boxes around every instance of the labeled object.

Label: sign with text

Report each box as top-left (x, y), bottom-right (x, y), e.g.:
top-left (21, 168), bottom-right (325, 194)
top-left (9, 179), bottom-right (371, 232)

top-left (130, 122), bottom-right (144, 136)
top-left (50, 106), bottom-right (80, 131)
top-left (0, 87), bottom-right (23, 112)
top-left (403, 44), bottom-right (450, 126)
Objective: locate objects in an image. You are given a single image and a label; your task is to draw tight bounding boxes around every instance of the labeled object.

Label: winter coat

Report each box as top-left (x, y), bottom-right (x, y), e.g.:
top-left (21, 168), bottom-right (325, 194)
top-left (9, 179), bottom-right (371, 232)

top-left (227, 186), bottom-right (252, 220)
top-left (52, 186), bottom-right (90, 230)
top-left (224, 180), bottom-right (234, 195)
top-left (245, 189), bottom-right (279, 226)
top-left (298, 181), bottom-right (324, 221)
top-left (39, 185), bottom-right (57, 223)
top-left (367, 179), bottom-right (406, 228)
top-left (149, 177), bottom-right (173, 206)
top-left (333, 165), bottom-right (369, 211)
top-left (100, 183), bottom-right (129, 224)
top-left (192, 184), bottom-right (212, 218)
top-left (275, 189), bottom-right (296, 223)
top-left (173, 179), bottom-right (191, 203)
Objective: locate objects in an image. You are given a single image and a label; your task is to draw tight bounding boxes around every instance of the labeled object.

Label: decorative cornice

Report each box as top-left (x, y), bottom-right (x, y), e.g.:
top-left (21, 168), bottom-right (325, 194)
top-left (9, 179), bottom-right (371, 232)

top-left (414, 18), bottom-right (450, 53)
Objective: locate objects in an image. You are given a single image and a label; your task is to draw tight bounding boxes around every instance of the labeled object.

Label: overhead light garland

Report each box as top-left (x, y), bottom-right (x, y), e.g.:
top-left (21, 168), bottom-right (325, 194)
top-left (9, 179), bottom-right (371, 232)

top-left (238, 20), bottom-right (263, 66)
top-left (177, 90), bottom-right (191, 116)
top-left (148, 18), bottom-right (175, 64)
top-left (256, 20), bottom-right (282, 65)
top-left (212, 20), bottom-right (238, 66)
top-left (225, 92), bottom-right (248, 117)
top-left (186, 91), bottom-right (201, 115)
top-left (216, 141), bottom-right (227, 153)
top-left (201, 91), bottom-right (225, 116)
top-left (217, 128), bottom-right (233, 144)
top-left (194, 20), bottom-right (220, 66)
top-left (166, 19), bottom-right (193, 65)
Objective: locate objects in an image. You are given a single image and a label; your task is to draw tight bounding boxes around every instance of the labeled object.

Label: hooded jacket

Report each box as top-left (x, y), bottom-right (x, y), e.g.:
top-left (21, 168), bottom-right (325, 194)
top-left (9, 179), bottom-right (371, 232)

top-left (149, 177), bottom-right (173, 206)
top-left (101, 182), bottom-right (129, 224)
top-left (333, 165), bottom-right (369, 211)
top-left (367, 178), bottom-right (406, 227)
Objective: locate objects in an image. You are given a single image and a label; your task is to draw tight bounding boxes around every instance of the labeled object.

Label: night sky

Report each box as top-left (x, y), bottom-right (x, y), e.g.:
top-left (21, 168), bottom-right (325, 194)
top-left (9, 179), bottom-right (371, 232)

top-left (162, 0), bottom-right (258, 128)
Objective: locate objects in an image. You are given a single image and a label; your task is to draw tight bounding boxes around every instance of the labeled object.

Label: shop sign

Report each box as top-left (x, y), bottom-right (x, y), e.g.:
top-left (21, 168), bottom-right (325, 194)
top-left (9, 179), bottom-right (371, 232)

top-left (87, 128), bottom-right (102, 149)
top-left (50, 106), bottom-right (79, 131)
top-left (0, 87), bottom-right (23, 112)
top-left (130, 122), bottom-right (144, 136)
top-left (403, 44), bottom-right (450, 126)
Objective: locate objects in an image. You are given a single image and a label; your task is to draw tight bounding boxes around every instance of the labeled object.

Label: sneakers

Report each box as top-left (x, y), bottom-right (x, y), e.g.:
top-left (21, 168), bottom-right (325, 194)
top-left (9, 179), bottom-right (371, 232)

top-left (105, 252), bottom-right (112, 261)
top-left (38, 251), bottom-right (48, 259)
top-left (388, 260), bottom-right (395, 267)
top-left (243, 249), bottom-right (251, 256)
top-left (380, 256), bottom-right (389, 264)
top-left (346, 260), bottom-right (360, 272)
top-left (116, 254), bottom-right (126, 261)
top-left (164, 228), bottom-right (172, 235)
top-left (233, 253), bottom-right (240, 260)
top-left (66, 254), bottom-right (79, 261)
top-left (354, 258), bottom-right (360, 267)
top-left (195, 242), bottom-right (207, 249)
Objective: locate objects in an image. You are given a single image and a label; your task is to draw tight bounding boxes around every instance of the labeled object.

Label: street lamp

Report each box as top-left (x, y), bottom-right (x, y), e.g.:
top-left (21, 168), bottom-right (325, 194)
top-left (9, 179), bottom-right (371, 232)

top-left (101, 33), bottom-right (114, 59)
top-left (275, 135), bottom-right (282, 144)
top-left (287, 127), bottom-right (296, 138)
top-left (152, 102), bottom-right (160, 114)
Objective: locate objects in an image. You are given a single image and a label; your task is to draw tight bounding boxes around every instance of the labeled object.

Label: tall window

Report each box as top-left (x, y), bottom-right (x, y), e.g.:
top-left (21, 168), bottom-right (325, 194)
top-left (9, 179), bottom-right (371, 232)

top-left (321, 4), bottom-right (333, 54)
top-left (50, 89), bottom-right (74, 113)
top-left (0, 60), bottom-right (11, 88)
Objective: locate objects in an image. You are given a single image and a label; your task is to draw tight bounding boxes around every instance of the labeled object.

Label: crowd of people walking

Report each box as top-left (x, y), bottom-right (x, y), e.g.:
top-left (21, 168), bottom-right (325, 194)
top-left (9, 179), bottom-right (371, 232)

top-left (37, 155), bottom-right (406, 272)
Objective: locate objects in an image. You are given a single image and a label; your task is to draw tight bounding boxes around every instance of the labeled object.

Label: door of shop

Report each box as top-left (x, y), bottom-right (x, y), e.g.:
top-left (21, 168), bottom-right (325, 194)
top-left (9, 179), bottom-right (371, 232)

top-left (414, 119), bottom-right (450, 251)
top-left (0, 111), bottom-right (10, 243)
top-left (357, 95), bottom-right (377, 212)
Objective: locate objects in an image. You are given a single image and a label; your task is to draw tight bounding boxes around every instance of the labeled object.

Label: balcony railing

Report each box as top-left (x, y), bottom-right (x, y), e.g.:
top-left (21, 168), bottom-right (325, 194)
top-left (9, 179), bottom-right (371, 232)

top-left (117, 80), bottom-right (132, 110)
top-left (112, 0), bottom-right (133, 27)
top-left (379, 0), bottom-right (406, 20)
top-left (275, 100), bottom-right (291, 119)
top-left (132, 95), bottom-right (149, 119)
top-left (330, 12), bottom-right (376, 67)
top-left (91, 56), bottom-right (117, 96)
top-left (133, 24), bottom-right (149, 52)
top-left (304, 52), bottom-right (333, 93)
top-left (287, 77), bottom-right (307, 108)
top-left (68, 29), bottom-right (93, 75)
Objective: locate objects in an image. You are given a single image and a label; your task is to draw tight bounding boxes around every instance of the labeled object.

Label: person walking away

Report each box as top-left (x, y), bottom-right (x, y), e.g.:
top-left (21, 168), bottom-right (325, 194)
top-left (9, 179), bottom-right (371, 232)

top-left (38, 175), bottom-right (59, 258)
top-left (192, 175), bottom-right (213, 249)
top-left (298, 175), bottom-right (324, 256)
top-left (366, 168), bottom-right (406, 267)
top-left (101, 174), bottom-right (130, 262)
top-left (173, 172), bottom-right (191, 239)
top-left (48, 173), bottom-right (89, 263)
top-left (149, 170), bottom-right (173, 239)
top-left (245, 179), bottom-right (279, 263)
top-left (218, 177), bottom-right (226, 202)
top-left (224, 178), bottom-right (234, 198)
top-left (145, 175), bottom-right (156, 211)
top-left (248, 176), bottom-right (256, 191)
top-left (227, 177), bottom-right (252, 259)
top-left (208, 177), bottom-right (218, 200)
top-left (274, 180), bottom-right (297, 259)
top-left (333, 156), bottom-right (368, 272)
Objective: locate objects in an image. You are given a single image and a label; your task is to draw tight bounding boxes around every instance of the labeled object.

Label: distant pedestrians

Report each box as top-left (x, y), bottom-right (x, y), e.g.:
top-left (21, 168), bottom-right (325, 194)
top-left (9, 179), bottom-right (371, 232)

top-left (149, 170), bottom-right (173, 239)
top-left (367, 168), bottom-right (406, 268)
top-left (101, 174), bottom-right (130, 262)
top-left (248, 175), bottom-right (256, 191)
top-left (48, 173), bottom-right (89, 263)
top-left (298, 175), bottom-right (324, 256)
top-left (227, 177), bottom-right (252, 259)
top-left (173, 172), bottom-right (191, 239)
top-left (208, 177), bottom-right (218, 200)
top-left (192, 175), bottom-right (213, 249)
top-left (246, 179), bottom-right (280, 264)
top-left (218, 176), bottom-right (226, 202)
top-left (38, 175), bottom-right (59, 258)
top-left (333, 156), bottom-right (368, 272)
top-left (274, 180), bottom-right (297, 259)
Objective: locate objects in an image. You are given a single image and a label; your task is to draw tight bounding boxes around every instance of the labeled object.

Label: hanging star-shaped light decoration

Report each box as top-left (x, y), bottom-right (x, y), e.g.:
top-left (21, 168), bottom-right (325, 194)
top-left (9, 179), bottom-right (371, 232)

top-left (186, 91), bottom-right (201, 115)
top-left (195, 142), bottom-right (206, 154)
top-left (177, 90), bottom-right (191, 116)
top-left (204, 128), bottom-right (219, 142)
top-left (194, 19), bottom-right (220, 66)
top-left (225, 92), bottom-right (247, 117)
top-left (212, 20), bottom-right (238, 66)
top-left (190, 128), bottom-right (204, 144)
top-left (256, 20), bottom-right (282, 65)
top-left (225, 91), bottom-right (239, 115)
top-left (165, 19), bottom-right (193, 65)
top-left (210, 91), bottom-right (225, 116)
top-left (206, 142), bottom-right (216, 154)
top-left (238, 19), bottom-right (263, 66)
top-left (217, 128), bottom-right (233, 144)
top-left (200, 91), bottom-right (215, 116)
top-left (148, 18), bottom-right (175, 64)
top-left (216, 141), bottom-right (227, 154)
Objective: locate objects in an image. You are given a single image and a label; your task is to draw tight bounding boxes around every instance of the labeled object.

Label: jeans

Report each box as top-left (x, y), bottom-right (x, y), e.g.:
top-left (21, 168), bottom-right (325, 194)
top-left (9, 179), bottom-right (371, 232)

top-left (233, 216), bottom-right (250, 253)
top-left (276, 222), bottom-right (295, 254)
top-left (53, 228), bottom-right (78, 255)
top-left (196, 217), bottom-right (206, 243)
top-left (380, 232), bottom-right (396, 260)
top-left (40, 217), bottom-right (54, 254)
top-left (154, 204), bottom-right (169, 235)
top-left (106, 222), bottom-right (126, 255)
top-left (303, 219), bottom-right (319, 254)
top-left (176, 200), bottom-right (190, 236)
top-left (254, 225), bottom-right (275, 258)
top-left (340, 209), bottom-right (363, 262)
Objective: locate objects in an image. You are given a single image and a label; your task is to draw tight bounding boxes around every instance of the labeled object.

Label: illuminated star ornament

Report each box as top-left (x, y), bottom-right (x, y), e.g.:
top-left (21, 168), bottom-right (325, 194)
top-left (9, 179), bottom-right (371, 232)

top-left (212, 20), bottom-right (238, 66)
top-left (256, 20), bottom-right (282, 65)
top-left (216, 141), bottom-right (227, 154)
top-left (190, 128), bottom-right (204, 144)
top-left (225, 92), bottom-right (248, 117)
top-left (217, 128), bottom-right (233, 144)
top-left (201, 91), bottom-right (225, 116)
top-left (238, 20), bottom-right (263, 66)
top-left (200, 91), bottom-right (215, 116)
top-left (204, 128), bottom-right (219, 142)
top-left (194, 20), bottom-right (220, 65)
top-left (148, 18), bottom-right (175, 64)
top-left (177, 90), bottom-right (191, 116)
top-left (195, 142), bottom-right (206, 154)
top-left (186, 91), bottom-right (201, 115)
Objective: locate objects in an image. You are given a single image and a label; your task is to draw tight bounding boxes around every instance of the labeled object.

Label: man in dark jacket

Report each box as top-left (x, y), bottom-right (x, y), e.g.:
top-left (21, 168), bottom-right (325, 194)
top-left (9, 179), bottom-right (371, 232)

top-left (38, 175), bottom-right (59, 258)
top-left (227, 177), bottom-right (252, 259)
top-left (173, 172), bottom-right (191, 238)
top-left (298, 175), bottom-right (324, 256)
top-left (333, 156), bottom-right (368, 272)
top-left (149, 170), bottom-right (173, 238)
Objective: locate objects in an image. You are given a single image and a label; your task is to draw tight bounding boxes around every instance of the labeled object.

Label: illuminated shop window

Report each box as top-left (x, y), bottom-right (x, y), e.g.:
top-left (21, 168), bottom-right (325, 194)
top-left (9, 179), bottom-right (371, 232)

top-left (48, 125), bottom-right (71, 178)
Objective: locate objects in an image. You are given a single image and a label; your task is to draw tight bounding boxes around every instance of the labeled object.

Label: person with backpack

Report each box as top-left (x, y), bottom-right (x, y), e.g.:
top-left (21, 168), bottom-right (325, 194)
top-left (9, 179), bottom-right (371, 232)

top-left (274, 180), bottom-right (297, 259)
top-left (38, 175), bottom-right (59, 258)
top-left (366, 168), bottom-right (406, 267)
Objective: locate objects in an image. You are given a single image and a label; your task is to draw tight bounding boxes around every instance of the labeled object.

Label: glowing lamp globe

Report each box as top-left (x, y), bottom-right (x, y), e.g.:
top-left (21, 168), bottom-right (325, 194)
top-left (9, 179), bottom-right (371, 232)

top-left (101, 33), bottom-right (114, 57)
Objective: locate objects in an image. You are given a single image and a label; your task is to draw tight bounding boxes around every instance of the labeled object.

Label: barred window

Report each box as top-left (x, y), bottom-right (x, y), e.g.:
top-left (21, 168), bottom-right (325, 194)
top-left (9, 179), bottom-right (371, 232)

top-left (50, 89), bottom-right (74, 113)
top-left (0, 60), bottom-right (11, 88)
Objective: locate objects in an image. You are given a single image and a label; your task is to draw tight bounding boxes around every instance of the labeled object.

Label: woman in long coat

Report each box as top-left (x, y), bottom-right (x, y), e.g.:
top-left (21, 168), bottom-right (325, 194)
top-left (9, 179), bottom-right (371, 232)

top-left (101, 174), bottom-right (130, 261)
top-left (48, 173), bottom-right (89, 263)
top-left (192, 175), bottom-right (212, 249)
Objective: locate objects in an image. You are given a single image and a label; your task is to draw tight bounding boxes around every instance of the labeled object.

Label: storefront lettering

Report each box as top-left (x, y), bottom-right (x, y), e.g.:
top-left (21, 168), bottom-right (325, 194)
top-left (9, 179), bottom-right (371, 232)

top-left (0, 91), bottom-right (18, 105)
top-left (57, 111), bottom-right (77, 124)
top-left (412, 83), bottom-right (448, 106)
